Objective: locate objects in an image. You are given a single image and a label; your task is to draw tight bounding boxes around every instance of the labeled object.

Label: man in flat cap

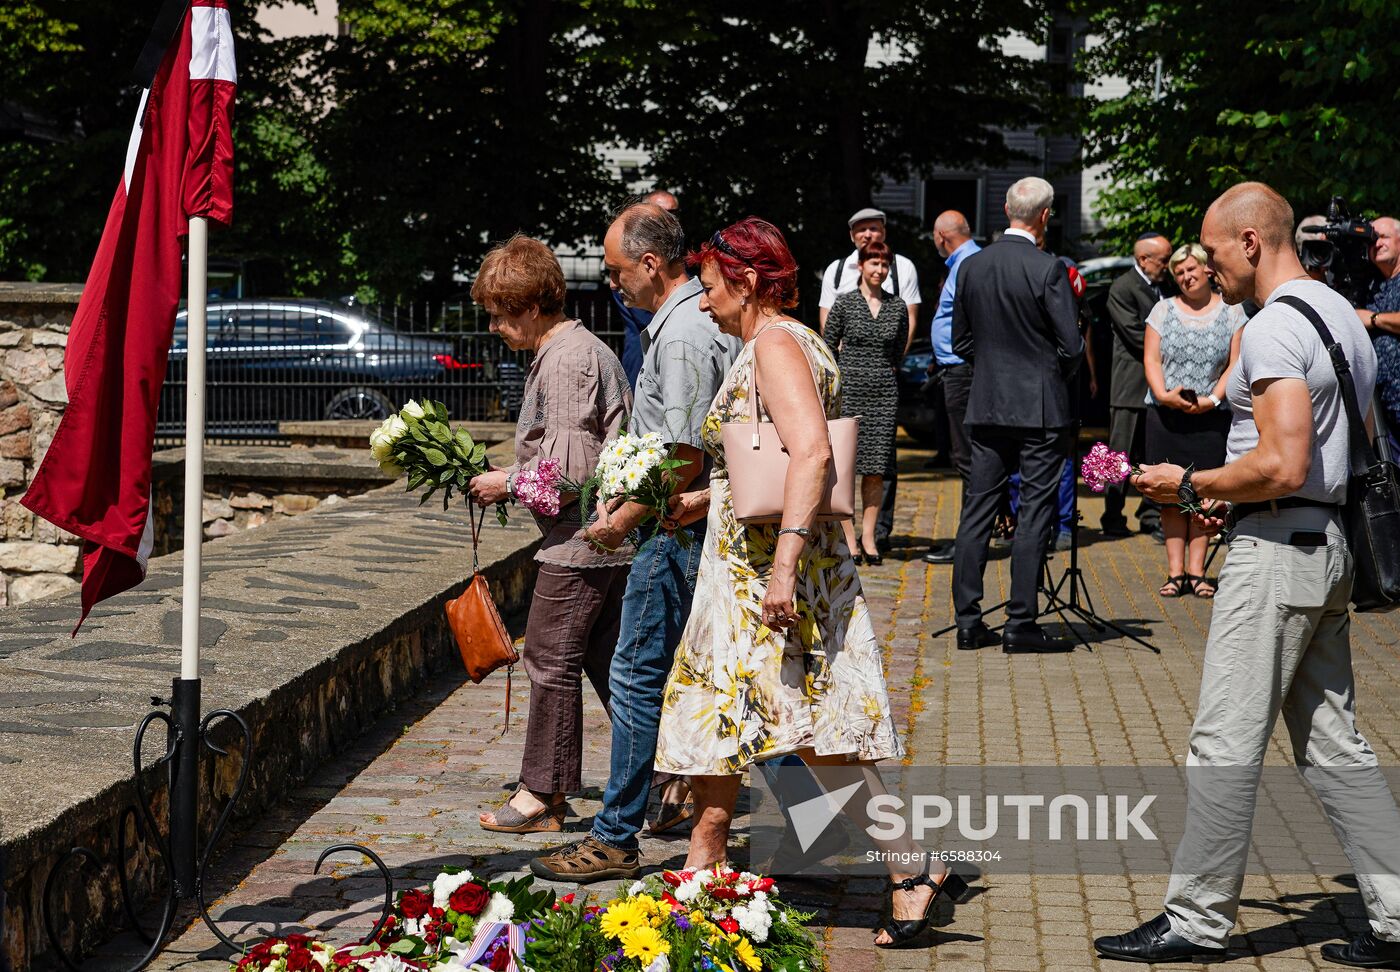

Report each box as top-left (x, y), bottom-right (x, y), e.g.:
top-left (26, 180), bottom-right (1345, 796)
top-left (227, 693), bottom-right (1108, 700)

top-left (819, 207), bottom-right (922, 553)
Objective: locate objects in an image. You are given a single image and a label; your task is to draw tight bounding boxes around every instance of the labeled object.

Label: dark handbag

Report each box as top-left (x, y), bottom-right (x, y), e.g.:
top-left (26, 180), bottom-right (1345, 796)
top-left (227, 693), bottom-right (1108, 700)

top-left (444, 503), bottom-right (519, 725)
top-left (1276, 295), bottom-right (1400, 612)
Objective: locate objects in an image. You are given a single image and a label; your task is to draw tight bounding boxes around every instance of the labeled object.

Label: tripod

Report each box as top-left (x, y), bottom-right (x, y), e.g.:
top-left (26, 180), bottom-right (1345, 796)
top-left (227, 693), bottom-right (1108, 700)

top-left (931, 422), bottom-right (1160, 652)
top-left (1034, 422), bottom-right (1160, 653)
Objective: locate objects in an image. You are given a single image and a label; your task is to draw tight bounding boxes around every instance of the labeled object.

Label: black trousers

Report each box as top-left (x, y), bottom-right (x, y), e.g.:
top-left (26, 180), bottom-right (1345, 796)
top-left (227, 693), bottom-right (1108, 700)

top-left (941, 364), bottom-right (975, 492)
top-left (876, 471), bottom-right (897, 547)
top-left (1102, 406), bottom-right (1159, 528)
top-left (953, 424), bottom-right (1071, 633)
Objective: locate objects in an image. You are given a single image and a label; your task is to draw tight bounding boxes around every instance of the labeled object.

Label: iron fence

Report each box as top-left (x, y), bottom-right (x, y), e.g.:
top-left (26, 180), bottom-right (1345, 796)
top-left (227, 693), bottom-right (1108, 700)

top-left (156, 290), bottom-right (626, 446)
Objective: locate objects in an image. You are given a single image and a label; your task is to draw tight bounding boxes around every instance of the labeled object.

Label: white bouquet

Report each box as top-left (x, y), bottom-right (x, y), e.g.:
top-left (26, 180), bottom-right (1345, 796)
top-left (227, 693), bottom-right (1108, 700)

top-left (582, 431), bottom-right (691, 546)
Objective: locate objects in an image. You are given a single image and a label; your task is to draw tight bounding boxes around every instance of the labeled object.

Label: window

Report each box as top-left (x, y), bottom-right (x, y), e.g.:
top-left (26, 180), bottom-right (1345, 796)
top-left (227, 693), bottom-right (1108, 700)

top-left (923, 177), bottom-right (985, 237)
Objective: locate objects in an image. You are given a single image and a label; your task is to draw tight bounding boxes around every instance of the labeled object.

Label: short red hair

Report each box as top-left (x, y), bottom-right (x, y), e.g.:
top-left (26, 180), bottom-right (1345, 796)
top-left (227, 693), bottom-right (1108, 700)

top-left (858, 241), bottom-right (893, 265)
top-left (470, 234), bottom-right (567, 316)
top-left (689, 216), bottom-right (799, 310)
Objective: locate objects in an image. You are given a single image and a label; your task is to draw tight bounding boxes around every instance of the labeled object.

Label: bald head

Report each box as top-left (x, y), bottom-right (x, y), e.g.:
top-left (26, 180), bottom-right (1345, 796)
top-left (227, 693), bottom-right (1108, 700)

top-left (1200, 181), bottom-right (1305, 304)
top-left (643, 189), bottom-right (679, 213)
top-left (1206, 182), bottom-right (1295, 251)
top-left (932, 210), bottom-right (972, 258)
top-left (1133, 234), bottom-right (1171, 283)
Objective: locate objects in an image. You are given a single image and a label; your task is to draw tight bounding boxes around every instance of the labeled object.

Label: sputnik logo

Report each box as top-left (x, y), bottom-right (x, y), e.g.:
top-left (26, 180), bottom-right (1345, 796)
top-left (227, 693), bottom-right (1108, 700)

top-left (787, 780), bottom-right (864, 852)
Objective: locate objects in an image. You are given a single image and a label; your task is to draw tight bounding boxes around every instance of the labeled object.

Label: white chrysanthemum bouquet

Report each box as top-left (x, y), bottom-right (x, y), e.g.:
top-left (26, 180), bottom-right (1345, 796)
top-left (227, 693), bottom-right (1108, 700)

top-left (583, 431), bottom-right (692, 547)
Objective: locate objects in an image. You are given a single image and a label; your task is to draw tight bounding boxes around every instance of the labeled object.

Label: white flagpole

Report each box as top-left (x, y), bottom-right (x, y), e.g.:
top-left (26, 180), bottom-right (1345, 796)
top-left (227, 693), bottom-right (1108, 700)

top-left (181, 216), bottom-right (208, 681)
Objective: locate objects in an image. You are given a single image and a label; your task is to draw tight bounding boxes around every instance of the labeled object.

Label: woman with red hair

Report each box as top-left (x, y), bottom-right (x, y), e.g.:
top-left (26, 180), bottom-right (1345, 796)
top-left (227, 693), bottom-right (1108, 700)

top-left (653, 217), bottom-right (968, 950)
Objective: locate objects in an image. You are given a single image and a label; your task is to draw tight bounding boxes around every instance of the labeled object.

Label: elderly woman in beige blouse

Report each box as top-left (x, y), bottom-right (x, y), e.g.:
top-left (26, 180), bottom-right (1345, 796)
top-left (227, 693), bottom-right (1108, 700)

top-left (467, 235), bottom-right (633, 834)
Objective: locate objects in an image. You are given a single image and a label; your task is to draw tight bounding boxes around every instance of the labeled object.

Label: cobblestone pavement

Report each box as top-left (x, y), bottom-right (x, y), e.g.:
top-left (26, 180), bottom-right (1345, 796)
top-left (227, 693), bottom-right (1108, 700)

top-left (101, 440), bottom-right (1400, 972)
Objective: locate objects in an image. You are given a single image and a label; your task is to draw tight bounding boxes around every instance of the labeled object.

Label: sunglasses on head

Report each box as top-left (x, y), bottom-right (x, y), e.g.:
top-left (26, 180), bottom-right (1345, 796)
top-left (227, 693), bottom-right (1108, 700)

top-left (710, 231), bottom-right (752, 265)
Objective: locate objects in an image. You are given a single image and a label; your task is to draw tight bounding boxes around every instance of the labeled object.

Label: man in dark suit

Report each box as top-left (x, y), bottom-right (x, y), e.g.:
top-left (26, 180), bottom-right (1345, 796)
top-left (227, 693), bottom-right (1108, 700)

top-left (1101, 232), bottom-right (1171, 536)
top-left (951, 177), bottom-right (1084, 653)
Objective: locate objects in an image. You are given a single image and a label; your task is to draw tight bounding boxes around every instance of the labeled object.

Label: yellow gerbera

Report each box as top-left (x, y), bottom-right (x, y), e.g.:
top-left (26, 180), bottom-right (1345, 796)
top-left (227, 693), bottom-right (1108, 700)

top-left (598, 900), bottom-right (649, 939)
top-left (731, 936), bottom-right (761, 972)
top-left (620, 926), bottom-right (670, 964)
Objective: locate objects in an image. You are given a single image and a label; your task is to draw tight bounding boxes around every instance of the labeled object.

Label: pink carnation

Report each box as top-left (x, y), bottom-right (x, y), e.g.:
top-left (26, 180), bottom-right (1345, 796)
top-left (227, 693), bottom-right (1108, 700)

top-left (1080, 441), bottom-right (1133, 493)
top-left (515, 459), bottom-right (563, 518)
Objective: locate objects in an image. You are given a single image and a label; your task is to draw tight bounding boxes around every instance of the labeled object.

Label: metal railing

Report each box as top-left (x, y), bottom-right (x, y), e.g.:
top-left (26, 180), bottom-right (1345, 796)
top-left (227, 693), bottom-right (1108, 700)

top-left (157, 290), bottom-right (626, 446)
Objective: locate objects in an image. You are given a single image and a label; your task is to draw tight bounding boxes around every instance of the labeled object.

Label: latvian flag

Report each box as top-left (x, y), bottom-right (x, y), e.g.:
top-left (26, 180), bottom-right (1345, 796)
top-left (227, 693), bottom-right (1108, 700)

top-left (22, 0), bottom-right (236, 632)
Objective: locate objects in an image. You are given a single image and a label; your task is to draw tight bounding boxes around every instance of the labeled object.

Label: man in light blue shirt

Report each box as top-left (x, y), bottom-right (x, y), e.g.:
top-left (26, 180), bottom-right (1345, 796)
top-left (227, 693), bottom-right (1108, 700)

top-left (924, 210), bottom-right (981, 564)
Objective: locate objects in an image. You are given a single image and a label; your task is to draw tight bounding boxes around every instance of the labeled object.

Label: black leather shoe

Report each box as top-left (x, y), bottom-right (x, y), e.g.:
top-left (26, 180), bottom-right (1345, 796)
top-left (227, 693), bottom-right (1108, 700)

top-left (1321, 931), bottom-right (1400, 968)
top-left (1094, 914), bottom-right (1227, 964)
top-left (1002, 627), bottom-right (1073, 654)
top-left (956, 624), bottom-right (1000, 650)
top-left (923, 542), bottom-right (955, 565)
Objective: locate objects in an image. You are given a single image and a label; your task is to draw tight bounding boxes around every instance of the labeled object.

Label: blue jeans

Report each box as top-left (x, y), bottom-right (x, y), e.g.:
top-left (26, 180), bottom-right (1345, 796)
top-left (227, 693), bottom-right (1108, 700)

top-left (591, 522), bottom-right (704, 850)
top-left (1008, 456), bottom-right (1074, 534)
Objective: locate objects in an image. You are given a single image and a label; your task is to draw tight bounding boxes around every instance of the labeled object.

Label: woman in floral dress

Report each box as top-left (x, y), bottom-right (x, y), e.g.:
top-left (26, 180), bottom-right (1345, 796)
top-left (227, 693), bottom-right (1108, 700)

top-left (654, 217), bottom-right (967, 950)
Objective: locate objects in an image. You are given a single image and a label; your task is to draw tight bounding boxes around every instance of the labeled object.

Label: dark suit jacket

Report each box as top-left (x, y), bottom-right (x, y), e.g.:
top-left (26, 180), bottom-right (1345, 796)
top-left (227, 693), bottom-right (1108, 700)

top-left (1105, 268), bottom-right (1161, 409)
top-left (952, 234), bottom-right (1084, 429)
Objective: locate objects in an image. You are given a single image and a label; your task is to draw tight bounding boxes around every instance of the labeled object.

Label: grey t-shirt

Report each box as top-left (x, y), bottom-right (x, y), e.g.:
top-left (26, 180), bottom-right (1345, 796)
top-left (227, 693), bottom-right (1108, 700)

top-left (631, 276), bottom-right (742, 488)
top-left (1225, 277), bottom-right (1376, 503)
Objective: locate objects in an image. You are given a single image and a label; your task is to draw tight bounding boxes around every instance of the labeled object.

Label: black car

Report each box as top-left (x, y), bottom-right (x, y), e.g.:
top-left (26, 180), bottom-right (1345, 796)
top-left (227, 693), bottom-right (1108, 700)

top-left (896, 338), bottom-right (941, 447)
top-left (162, 299), bottom-right (523, 437)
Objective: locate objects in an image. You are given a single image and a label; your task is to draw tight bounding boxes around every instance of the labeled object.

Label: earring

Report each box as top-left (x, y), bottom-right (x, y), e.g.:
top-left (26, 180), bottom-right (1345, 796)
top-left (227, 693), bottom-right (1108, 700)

top-left (741, 297), bottom-right (748, 307)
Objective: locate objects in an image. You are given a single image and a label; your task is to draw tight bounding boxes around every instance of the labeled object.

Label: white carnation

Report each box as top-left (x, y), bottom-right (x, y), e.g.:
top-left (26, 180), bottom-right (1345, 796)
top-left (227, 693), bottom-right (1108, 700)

top-left (674, 878), bottom-right (702, 902)
top-left (733, 903), bottom-right (772, 942)
top-left (400, 399), bottom-right (426, 420)
top-left (432, 869), bottom-right (474, 910)
top-left (364, 956), bottom-right (416, 972)
top-left (479, 892), bottom-right (515, 925)
top-left (629, 880), bottom-right (647, 896)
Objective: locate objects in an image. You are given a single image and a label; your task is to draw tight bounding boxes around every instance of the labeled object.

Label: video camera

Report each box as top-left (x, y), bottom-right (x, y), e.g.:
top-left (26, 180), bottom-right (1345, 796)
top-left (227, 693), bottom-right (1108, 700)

top-left (1298, 196), bottom-right (1381, 306)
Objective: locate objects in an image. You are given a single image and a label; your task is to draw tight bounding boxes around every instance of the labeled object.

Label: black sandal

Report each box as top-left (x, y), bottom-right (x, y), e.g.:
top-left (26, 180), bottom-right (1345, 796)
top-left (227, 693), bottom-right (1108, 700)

top-left (1188, 574), bottom-right (1216, 599)
top-left (1159, 574), bottom-right (1193, 598)
top-left (873, 865), bottom-right (969, 949)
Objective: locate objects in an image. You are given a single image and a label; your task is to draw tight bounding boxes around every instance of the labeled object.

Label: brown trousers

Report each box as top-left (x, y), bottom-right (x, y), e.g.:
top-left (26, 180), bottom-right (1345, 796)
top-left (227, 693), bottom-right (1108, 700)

top-left (520, 561), bottom-right (629, 793)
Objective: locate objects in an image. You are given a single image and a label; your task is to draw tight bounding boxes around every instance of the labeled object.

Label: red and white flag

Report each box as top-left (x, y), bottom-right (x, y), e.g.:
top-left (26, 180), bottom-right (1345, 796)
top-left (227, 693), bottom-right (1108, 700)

top-left (22, 0), bottom-right (235, 631)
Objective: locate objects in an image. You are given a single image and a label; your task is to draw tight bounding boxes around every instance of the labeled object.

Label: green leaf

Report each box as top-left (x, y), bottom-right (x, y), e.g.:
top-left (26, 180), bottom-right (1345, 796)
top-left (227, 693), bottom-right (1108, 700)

top-left (427, 421), bottom-right (452, 444)
top-left (423, 447), bottom-right (449, 467)
top-left (434, 401), bottom-right (449, 422)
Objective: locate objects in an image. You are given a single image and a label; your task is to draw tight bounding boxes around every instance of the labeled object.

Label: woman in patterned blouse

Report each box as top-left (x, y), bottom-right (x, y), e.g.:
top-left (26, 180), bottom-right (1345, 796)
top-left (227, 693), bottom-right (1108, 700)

top-left (1143, 242), bottom-right (1245, 599)
top-left (466, 235), bottom-right (634, 834)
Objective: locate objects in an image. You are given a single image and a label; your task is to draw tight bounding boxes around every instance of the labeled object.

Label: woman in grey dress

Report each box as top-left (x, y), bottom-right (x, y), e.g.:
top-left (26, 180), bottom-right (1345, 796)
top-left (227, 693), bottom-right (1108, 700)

top-left (822, 241), bottom-right (912, 564)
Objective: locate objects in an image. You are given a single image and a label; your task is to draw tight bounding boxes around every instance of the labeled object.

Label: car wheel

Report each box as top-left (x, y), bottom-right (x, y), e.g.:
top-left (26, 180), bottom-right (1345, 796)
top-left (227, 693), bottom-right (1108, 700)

top-left (325, 386), bottom-right (395, 420)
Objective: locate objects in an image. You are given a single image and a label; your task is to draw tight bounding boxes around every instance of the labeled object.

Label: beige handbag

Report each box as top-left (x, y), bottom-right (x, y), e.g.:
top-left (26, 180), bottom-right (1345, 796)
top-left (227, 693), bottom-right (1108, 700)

top-left (721, 333), bottom-right (858, 524)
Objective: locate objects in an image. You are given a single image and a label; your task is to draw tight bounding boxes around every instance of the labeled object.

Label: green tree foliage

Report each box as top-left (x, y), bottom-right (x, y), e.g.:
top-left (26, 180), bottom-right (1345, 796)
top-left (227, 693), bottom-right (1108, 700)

top-left (596, 0), bottom-right (1052, 300)
top-left (3, 0), bottom-right (1055, 298)
top-left (1077, 0), bottom-right (1400, 252)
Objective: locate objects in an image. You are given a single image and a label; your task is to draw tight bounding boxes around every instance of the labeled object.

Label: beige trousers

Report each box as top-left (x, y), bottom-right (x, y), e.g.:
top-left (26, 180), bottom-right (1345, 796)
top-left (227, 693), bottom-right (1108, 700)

top-left (1164, 506), bottom-right (1400, 947)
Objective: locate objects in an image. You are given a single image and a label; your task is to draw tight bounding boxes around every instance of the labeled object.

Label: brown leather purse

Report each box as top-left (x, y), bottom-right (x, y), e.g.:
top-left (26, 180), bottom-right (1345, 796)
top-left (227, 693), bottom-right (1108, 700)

top-left (445, 504), bottom-right (518, 726)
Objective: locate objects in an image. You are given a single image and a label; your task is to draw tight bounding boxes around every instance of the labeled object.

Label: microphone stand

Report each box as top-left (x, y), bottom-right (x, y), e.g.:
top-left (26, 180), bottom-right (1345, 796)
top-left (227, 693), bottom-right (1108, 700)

top-left (1034, 372), bottom-right (1160, 653)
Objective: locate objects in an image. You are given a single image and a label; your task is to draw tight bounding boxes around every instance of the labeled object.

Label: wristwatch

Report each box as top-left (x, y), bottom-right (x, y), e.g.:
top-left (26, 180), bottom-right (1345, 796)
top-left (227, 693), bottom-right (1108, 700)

top-left (1373, 311), bottom-right (1382, 329)
top-left (1178, 469), bottom-right (1199, 507)
top-left (1206, 392), bottom-right (1222, 409)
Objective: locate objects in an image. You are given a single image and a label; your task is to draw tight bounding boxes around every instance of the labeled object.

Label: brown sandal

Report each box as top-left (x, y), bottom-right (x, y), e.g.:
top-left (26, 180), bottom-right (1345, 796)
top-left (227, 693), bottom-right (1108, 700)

top-left (529, 835), bottom-right (641, 883)
top-left (479, 788), bottom-right (566, 834)
top-left (648, 779), bottom-right (694, 835)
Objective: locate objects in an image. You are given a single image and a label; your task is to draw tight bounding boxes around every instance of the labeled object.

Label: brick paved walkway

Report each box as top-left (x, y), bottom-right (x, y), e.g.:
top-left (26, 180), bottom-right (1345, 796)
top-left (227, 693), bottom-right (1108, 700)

top-left (96, 440), bottom-right (1400, 972)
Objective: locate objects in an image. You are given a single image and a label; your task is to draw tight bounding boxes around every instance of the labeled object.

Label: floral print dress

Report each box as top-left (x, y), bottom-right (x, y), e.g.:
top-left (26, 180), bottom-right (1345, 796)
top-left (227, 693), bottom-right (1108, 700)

top-left (654, 322), bottom-right (904, 776)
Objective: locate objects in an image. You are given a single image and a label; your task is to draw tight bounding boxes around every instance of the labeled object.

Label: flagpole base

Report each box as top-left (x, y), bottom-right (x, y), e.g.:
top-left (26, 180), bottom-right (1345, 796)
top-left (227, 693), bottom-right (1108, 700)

top-left (39, 692), bottom-right (394, 970)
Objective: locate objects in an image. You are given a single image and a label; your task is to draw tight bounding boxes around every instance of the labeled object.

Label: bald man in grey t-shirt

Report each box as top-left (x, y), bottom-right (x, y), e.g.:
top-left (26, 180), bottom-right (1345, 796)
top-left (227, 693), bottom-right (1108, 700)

top-left (1097, 183), bottom-right (1400, 969)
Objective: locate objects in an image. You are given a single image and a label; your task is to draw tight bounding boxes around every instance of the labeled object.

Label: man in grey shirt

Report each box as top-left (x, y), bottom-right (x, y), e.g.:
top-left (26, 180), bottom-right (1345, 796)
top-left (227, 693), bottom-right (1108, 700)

top-left (1098, 183), bottom-right (1400, 968)
top-left (531, 202), bottom-right (741, 883)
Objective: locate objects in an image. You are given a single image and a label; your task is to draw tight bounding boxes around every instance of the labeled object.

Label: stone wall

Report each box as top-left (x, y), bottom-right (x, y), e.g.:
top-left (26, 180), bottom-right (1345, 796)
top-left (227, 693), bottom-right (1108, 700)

top-left (0, 283), bottom-right (82, 608)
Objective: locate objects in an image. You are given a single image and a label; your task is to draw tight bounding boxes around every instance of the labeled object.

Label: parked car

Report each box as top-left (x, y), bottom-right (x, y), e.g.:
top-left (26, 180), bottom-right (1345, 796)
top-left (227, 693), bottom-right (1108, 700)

top-left (896, 338), bottom-right (941, 448)
top-left (161, 299), bottom-right (524, 438)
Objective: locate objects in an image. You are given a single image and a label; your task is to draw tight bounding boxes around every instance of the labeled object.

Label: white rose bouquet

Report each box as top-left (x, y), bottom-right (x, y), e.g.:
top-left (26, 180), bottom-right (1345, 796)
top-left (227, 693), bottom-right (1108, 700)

top-left (583, 431), bottom-right (693, 547)
top-left (368, 399), bottom-right (506, 524)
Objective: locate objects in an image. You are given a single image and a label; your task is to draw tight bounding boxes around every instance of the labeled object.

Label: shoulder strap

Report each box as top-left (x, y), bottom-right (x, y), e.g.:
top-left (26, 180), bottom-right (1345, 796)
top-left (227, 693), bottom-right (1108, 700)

top-left (889, 253), bottom-right (900, 296)
top-left (1274, 294), bottom-right (1378, 469)
top-left (832, 257), bottom-right (845, 292)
